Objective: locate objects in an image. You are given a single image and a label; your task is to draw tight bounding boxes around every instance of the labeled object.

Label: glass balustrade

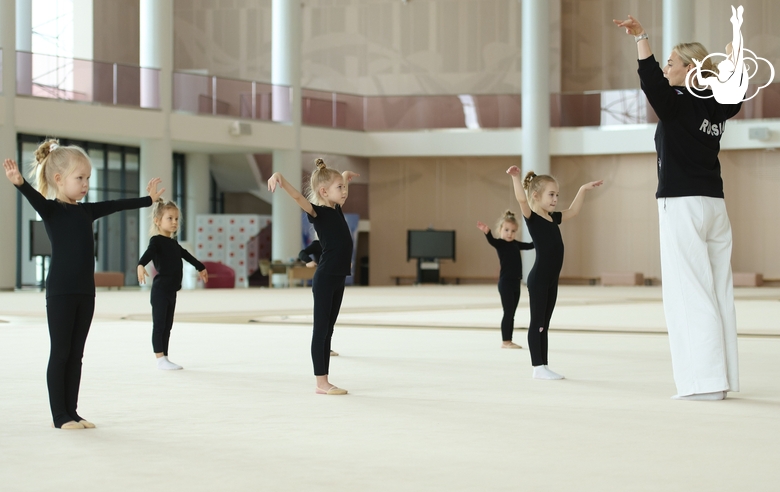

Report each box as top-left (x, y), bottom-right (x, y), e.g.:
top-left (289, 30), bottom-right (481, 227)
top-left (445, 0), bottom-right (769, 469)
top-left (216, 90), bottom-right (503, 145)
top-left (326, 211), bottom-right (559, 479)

top-left (15, 51), bottom-right (160, 109)
top-left (13, 50), bottom-right (778, 130)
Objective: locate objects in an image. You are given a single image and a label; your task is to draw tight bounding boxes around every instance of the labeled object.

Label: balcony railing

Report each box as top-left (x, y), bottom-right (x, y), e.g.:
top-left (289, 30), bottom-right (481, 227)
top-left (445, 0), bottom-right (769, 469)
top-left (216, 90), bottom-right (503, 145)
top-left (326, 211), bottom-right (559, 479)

top-left (16, 51), bottom-right (160, 109)
top-left (173, 71), bottom-right (292, 123)
top-left (11, 51), bottom-right (779, 131)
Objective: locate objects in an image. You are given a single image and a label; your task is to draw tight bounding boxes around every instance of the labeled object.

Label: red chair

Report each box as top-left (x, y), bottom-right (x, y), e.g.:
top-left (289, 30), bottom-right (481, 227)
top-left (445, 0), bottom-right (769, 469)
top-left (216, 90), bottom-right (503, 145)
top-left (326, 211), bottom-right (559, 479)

top-left (202, 261), bottom-right (235, 289)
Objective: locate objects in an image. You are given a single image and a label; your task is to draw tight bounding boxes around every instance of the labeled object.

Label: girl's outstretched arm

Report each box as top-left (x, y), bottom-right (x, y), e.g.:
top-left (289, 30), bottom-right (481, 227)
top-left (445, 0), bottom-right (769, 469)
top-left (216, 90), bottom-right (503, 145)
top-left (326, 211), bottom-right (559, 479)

top-left (267, 172), bottom-right (314, 216)
top-left (3, 159), bottom-right (23, 186)
top-left (341, 171), bottom-right (359, 202)
top-left (506, 166), bottom-right (532, 219)
top-left (561, 180), bottom-right (603, 222)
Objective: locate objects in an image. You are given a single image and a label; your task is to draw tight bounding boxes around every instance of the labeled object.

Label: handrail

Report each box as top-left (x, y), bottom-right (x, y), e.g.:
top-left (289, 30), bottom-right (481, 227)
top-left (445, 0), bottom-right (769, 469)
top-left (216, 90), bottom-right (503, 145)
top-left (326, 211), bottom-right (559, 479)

top-left (15, 51), bottom-right (161, 109)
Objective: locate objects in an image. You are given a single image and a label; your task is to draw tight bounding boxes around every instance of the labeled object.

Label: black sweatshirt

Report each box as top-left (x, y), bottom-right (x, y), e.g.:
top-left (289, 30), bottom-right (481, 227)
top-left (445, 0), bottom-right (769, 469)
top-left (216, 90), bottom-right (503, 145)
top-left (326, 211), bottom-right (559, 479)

top-left (307, 204), bottom-right (353, 276)
top-left (138, 235), bottom-right (206, 292)
top-left (638, 55), bottom-right (742, 199)
top-left (298, 240), bottom-right (322, 264)
top-left (484, 232), bottom-right (534, 285)
top-left (16, 179), bottom-right (153, 297)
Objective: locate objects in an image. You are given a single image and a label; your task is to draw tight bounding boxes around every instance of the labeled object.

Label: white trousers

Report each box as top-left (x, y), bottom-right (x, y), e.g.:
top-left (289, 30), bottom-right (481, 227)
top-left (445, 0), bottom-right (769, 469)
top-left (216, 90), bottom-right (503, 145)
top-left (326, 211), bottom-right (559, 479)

top-left (658, 196), bottom-right (739, 396)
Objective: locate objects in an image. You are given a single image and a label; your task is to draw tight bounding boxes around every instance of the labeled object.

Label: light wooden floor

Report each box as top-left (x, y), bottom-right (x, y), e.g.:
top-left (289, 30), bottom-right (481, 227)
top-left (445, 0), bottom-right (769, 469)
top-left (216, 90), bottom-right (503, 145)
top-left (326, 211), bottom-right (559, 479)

top-left (1, 285), bottom-right (779, 491)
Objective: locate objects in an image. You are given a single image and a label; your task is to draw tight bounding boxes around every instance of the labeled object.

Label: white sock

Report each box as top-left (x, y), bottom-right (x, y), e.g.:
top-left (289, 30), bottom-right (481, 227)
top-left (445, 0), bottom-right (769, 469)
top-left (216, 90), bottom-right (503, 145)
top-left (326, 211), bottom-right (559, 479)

top-left (672, 391), bottom-right (725, 401)
top-left (157, 356), bottom-right (183, 370)
top-left (532, 365), bottom-right (564, 380)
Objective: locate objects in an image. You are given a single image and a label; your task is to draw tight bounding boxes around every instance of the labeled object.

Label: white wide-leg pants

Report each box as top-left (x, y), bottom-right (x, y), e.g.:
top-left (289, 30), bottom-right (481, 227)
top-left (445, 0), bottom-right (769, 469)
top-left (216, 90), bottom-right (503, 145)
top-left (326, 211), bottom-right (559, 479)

top-left (658, 196), bottom-right (739, 396)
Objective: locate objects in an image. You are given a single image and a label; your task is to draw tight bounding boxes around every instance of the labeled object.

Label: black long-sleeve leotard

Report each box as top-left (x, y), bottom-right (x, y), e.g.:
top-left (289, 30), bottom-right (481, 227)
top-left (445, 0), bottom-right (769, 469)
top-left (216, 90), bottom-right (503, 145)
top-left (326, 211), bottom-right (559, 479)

top-left (483, 232), bottom-right (534, 285)
top-left (138, 235), bottom-right (206, 292)
top-left (16, 179), bottom-right (152, 297)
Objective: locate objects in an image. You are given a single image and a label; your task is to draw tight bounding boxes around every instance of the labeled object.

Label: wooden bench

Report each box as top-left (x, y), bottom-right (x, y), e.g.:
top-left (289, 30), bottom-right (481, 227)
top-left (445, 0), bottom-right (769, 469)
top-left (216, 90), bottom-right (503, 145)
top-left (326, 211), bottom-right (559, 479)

top-left (559, 276), bottom-right (599, 286)
top-left (600, 272), bottom-right (644, 286)
top-left (288, 266), bottom-right (315, 287)
top-left (733, 272), bottom-right (763, 287)
top-left (441, 276), bottom-right (498, 285)
top-left (94, 271), bottom-right (124, 290)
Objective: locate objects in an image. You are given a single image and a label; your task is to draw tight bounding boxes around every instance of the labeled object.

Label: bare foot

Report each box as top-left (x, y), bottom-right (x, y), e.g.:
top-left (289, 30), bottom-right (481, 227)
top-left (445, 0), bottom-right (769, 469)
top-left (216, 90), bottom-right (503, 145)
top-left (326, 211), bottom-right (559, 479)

top-left (502, 341), bottom-right (523, 349)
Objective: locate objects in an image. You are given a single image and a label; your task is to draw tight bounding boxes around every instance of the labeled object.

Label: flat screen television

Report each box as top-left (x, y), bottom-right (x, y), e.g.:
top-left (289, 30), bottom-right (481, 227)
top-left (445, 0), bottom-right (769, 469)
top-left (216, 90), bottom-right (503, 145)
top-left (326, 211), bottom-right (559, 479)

top-left (407, 230), bottom-right (456, 261)
top-left (30, 220), bottom-right (52, 259)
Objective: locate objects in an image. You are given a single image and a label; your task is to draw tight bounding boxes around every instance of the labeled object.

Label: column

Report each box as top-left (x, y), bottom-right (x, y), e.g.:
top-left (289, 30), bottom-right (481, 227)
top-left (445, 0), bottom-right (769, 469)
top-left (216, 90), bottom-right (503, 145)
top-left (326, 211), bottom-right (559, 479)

top-left (185, 152), bottom-right (211, 245)
top-left (73, 0), bottom-right (93, 100)
top-left (139, 0), bottom-right (173, 248)
top-left (1, 0), bottom-right (17, 289)
top-left (15, 0), bottom-right (30, 95)
top-left (521, 0), bottom-right (552, 267)
top-left (271, 0), bottom-right (302, 285)
top-left (521, 0), bottom-right (550, 178)
top-left (663, 0), bottom-right (694, 62)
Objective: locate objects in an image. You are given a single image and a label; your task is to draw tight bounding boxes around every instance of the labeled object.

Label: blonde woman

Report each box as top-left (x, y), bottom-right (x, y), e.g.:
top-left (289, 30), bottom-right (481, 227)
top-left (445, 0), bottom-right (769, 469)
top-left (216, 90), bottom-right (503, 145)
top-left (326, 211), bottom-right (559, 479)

top-left (614, 15), bottom-right (743, 400)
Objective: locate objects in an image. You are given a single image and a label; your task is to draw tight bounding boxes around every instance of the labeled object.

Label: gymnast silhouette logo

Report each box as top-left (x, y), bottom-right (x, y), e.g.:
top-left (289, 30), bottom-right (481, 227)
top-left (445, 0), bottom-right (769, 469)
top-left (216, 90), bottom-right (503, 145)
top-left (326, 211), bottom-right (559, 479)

top-left (685, 5), bottom-right (775, 104)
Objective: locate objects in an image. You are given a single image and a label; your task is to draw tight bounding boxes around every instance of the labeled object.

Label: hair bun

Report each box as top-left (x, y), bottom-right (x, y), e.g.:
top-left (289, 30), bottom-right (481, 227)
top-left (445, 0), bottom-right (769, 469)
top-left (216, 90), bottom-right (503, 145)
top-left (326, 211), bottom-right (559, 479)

top-left (503, 210), bottom-right (515, 219)
top-left (33, 139), bottom-right (60, 164)
top-left (522, 171), bottom-right (536, 190)
top-left (314, 158), bottom-right (326, 170)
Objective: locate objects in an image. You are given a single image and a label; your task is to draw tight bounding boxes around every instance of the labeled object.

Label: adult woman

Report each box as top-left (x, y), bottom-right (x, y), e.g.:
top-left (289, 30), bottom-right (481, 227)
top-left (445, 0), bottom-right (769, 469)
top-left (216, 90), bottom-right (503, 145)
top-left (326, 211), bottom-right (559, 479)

top-left (613, 15), bottom-right (742, 400)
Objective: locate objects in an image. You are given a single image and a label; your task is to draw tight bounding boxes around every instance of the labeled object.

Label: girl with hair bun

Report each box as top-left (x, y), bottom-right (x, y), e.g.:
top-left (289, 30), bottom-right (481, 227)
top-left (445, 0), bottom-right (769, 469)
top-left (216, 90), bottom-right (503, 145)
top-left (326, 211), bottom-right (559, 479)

top-left (476, 210), bottom-right (534, 348)
top-left (507, 166), bottom-right (602, 380)
top-left (268, 158), bottom-right (359, 395)
top-left (138, 199), bottom-right (208, 370)
top-left (3, 140), bottom-right (164, 429)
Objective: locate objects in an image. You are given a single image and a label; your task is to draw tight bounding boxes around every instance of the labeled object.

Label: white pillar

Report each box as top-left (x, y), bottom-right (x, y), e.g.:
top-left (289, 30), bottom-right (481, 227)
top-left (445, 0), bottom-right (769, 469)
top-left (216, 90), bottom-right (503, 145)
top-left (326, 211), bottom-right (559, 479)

top-left (663, 0), bottom-right (694, 62)
top-left (185, 152), bottom-right (211, 243)
top-left (521, 0), bottom-right (550, 178)
top-left (140, 0), bottom-right (172, 110)
top-left (73, 0), bottom-right (93, 59)
top-left (1, 0), bottom-right (18, 289)
top-left (139, 0), bottom-right (173, 248)
top-left (73, 0), bottom-right (93, 100)
top-left (271, 0), bottom-right (303, 284)
top-left (272, 0), bottom-right (300, 125)
top-left (521, 0), bottom-right (551, 270)
top-left (15, 0), bottom-right (30, 95)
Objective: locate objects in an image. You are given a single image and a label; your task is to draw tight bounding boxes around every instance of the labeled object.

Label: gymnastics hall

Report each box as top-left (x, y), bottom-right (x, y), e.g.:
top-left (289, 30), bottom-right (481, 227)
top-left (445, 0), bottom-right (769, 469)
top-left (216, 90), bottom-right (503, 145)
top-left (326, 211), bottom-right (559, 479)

top-left (1, 1), bottom-right (780, 491)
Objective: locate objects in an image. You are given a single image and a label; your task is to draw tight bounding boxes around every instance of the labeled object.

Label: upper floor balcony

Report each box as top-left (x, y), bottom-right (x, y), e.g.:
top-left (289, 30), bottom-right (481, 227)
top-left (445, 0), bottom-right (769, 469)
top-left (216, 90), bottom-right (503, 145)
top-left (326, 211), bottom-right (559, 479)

top-left (6, 50), bottom-right (780, 132)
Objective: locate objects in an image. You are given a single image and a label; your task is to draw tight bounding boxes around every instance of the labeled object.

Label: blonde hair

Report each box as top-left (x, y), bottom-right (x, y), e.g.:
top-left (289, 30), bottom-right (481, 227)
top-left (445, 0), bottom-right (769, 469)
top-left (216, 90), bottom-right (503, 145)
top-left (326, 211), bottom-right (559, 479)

top-left (30, 139), bottom-right (91, 199)
top-left (305, 158), bottom-right (343, 206)
top-left (495, 210), bottom-right (519, 235)
top-left (522, 171), bottom-right (558, 206)
top-left (150, 199), bottom-right (180, 237)
top-left (674, 42), bottom-right (718, 78)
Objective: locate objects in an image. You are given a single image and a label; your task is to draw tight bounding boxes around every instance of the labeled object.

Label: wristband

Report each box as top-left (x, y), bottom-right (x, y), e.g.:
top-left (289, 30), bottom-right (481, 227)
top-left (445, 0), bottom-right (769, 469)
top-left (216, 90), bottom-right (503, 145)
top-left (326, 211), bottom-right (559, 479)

top-left (635, 32), bottom-right (648, 42)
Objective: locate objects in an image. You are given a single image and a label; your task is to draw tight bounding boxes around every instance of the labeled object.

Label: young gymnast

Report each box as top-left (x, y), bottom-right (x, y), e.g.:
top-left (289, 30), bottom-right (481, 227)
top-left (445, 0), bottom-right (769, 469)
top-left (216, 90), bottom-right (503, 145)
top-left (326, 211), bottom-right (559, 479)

top-left (476, 211), bottom-right (534, 349)
top-left (268, 158), bottom-right (358, 395)
top-left (507, 166), bottom-right (602, 380)
top-left (137, 199), bottom-right (208, 370)
top-left (3, 140), bottom-right (163, 429)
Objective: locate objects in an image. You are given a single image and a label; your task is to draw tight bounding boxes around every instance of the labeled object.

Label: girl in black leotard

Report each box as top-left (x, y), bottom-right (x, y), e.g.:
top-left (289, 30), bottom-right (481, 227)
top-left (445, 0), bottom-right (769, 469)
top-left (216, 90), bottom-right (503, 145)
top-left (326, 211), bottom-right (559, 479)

top-left (268, 158), bottom-right (359, 396)
top-left (138, 199), bottom-right (209, 370)
top-left (4, 140), bottom-right (163, 429)
top-left (507, 166), bottom-right (602, 380)
top-left (476, 211), bottom-right (534, 349)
